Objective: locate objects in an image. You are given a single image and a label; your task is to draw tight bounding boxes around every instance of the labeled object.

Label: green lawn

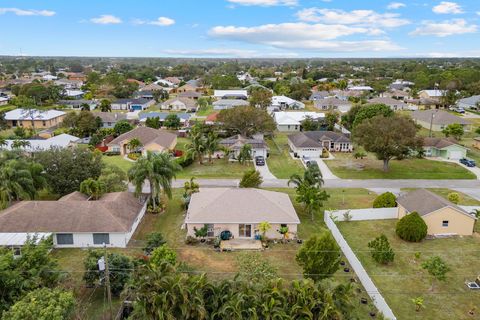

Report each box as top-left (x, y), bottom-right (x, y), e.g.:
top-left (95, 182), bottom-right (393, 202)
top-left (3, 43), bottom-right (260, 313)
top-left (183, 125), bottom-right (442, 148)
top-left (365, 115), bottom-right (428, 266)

top-left (326, 153), bottom-right (476, 179)
top-left (195, 105), bottom-right (215, 117)
top-left (177, 158), bottom-right (253, 179)
top-left (401, 188), bottom-right (480, 206)
top-left (102, 155), bottom-right (133, 173)
top-left (338, 220), bottom-right (480, 320)
top-left (266, 133), bottom-right (304, 179)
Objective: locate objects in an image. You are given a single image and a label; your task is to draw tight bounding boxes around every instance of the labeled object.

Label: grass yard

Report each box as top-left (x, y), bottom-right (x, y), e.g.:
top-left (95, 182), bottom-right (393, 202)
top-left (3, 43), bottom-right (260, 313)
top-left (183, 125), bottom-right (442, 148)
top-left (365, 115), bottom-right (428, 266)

top-left (266, 133), bottom-right (305, 179)
top-left (102, 155), bottom-right (133, 173)
top-left (195, 105), bottom-right (215, 117)
top-left (325, 153), bottom-right (475, 179)
top-left (177, 158), bottom-right (253, 179)
top-left (338, 220), bottom-right (480, 320)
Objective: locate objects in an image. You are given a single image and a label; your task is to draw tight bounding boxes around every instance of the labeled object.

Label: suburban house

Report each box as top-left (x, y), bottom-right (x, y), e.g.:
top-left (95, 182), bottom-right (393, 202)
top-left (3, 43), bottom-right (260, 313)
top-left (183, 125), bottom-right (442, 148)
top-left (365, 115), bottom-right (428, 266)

top-left (397, 189), bottom-right (476, 236)
top-left (389, 80), bottom-right (414, 91)
top-left (64, 89), bottom-right (85, 99)
top-left (406, 98), bottom-right (442, 110)
top-left (288, 131), bottom-right (353, 158)
top-left (473, 137), bottom-right (480, 149)
top-left (134, 90), bottom-right (155, 100)
top-left (309, 91), bottom-right (331, 101)
top-left (54, 79), bottom-right (83, 89)
top-left (367, 97), bottom-right (408, 111)
top-left (0, 191), bottom-right (147, 248)
top-left (111, 98), bottom-right (155, 111)
top-left (95, 112), bottom-right (127, 129)
top-left (141, 83), bottom-right (167, 92)
top-left (5, 109), bottom-right (66, 129)
top-left (383, 89), bottom-right (411, 100)
top-left (205, 112), bottom-right (219, 125)
top-left (4, 133), bottom-right (79, 152)
top-left (418, 89), bottom-right (446, 100)
top-left (59, 99), bottom-right (97, 111)
top-left (161, 97), bottom-right (197, 111)
top-left (347, 86), bottom-right (373, 92)
top-left (273, 111), bottom-right (325, 132)
top-left (175, 84), bottom-right (199, 93)
top-left (219, 134), bottom-right (268, 159)
top-left (314, 98), bottom-right (352, 113)
top-left (270, 96), bottom-right (305, 110)
top-left (214, 90), bottom-right (248, 100)
top-left (178, 91), bottom-right (202, 100)
top-left (212, 99), bottom-right (249, 110)
top-left (184, 188), bottom-right (300, 239)
top-left (0, 96), bottom-right (10, 106)
top-left (139, 112), bottom-right (191, 127)
top-left (412, 110), bottom-right (472, 131)
top-left (108, 127), bottom-right (177, 156)
top-left (422, 137), bottom-right (468, 160)
top-left (457, 95), bottom-right (480, 110)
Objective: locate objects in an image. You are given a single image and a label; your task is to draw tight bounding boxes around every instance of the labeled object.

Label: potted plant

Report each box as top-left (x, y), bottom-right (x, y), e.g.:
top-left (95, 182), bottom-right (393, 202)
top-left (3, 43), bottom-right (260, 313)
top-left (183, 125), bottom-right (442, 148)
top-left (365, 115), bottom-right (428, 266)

top-left (258, 221), bottom-right (271, 242)
top-left (194, 225), bottom-right (208, 242)
top-left (278, 226), bottom-right (289, 243)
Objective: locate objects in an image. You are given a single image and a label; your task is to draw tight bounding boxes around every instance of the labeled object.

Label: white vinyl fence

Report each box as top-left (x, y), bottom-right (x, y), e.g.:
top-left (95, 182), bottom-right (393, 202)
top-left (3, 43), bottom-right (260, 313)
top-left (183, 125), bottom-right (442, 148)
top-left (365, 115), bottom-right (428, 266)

top-left (324, 211), bottom-right (397, 320)
top-left (328, 208), bottom-right (398, 222)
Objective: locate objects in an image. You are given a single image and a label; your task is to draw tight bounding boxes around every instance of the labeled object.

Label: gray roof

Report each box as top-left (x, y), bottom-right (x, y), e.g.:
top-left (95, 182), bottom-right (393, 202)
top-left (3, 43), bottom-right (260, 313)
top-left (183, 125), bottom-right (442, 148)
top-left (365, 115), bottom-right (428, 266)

top-left (185, 188), bottom-right (300, 224)
top-left (162, 97), bottom-right (197, 108)
top-left (288, 131), bottom-right (351, 148)
top-left (0, 192), bottom-right (146, 233)
top-left (113, 98), bottom-right (152, 105)
top-left (397, 189), bottom-right (473, 218)
top-left (314, 98), bottom-right (352, 107)
top-left (457, 95), bottom-right (480, 107)
top-left (212, 99), bottom-right (249, 107)
top-left (219, 134), bottom-right (267, 150)
top-left (109, 127), bottom-right (177, 148)
top-left (367, 97), bottom-right (407, 107)
top-left (412, 110), bottom-right (471, 125)
top-left (309, 91), bottom-right (330, 100)
top-left (95, 112), bottom-right (127, 123)
top-left (423, 137), bottom-right (466, 150)
top-left (178, 91), bottom-right (202, 98)
top-left (139, 112), bottom-right (191, 121)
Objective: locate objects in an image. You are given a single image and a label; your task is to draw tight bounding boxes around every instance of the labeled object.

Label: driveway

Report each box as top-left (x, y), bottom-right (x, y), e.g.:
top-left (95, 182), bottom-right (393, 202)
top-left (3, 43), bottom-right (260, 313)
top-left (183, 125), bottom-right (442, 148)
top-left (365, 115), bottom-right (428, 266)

top-left (431, 158), bottom-right (480, 180)
top-left (301, 157), bottom-right (339, 180)
top-left (254, 161), bottom-right (277, 180)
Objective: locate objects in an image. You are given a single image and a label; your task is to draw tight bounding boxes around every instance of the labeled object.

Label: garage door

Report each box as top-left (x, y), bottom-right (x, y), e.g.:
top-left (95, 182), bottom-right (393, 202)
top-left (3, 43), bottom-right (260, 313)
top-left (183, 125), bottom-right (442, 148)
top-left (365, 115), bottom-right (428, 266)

top-left (449, 151), bottom-right (463, 160)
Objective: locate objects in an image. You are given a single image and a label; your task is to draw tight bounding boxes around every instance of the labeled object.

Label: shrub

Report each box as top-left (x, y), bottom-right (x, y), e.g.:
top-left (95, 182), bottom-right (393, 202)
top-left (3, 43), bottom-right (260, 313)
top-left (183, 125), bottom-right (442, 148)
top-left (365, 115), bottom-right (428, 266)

top-left (368, 234), bottom-right (395, 264)
top-left (447, 192), bottom-right (460, 204)
top-left (177, 155), bottom-right (194, 168)
top-left (354, 151), bottom-right (366, 159)
top-left (239, 169), bottom-right (263, 188)
top-left (143, 232), bottom-right (166, 255)
top-left (127, 153), bottom-right (141, 160)
top-left (104, 151), bottom-right (121, 156)
top-left (396, 212), bottom-right (428, 242)
top-left (150, 244), bottom-right (177, 266)
top-left (373, 192), bottom-right (397, 208)
top-left (185, 235), bottom-right (199, 245)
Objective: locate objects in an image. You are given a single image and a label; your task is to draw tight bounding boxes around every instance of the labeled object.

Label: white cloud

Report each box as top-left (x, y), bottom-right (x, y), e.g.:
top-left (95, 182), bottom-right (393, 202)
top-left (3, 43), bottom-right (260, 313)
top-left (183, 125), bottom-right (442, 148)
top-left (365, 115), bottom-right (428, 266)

top-left (227, 0), bottom-right (297, 6)
top-left (410, 19), bottom-right (476, 37)
top-left (432, 1), bottom-right (463, 14)
top-left (133, 17), bottom-right (175, 26)
top-left (0, 8), bottom-right (55, 16)
top-left (162, 48), bottom-right (301, 58)
top-left (296, 8), bottom-right (410, 28)
top-left (90, 15), bottom-right (122, 24)
top-left (209, 23), bottom-right (402, 52)
top-left (387, 2), bottom-right (406, 10)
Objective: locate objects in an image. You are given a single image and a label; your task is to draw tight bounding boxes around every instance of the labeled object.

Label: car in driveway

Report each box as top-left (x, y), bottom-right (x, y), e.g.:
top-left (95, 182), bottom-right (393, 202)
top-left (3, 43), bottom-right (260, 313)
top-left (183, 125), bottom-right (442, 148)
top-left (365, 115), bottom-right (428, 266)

top-left (255, 156), bottom-right (265, 166)
top-left (460, 158), bottom-right (476, 167)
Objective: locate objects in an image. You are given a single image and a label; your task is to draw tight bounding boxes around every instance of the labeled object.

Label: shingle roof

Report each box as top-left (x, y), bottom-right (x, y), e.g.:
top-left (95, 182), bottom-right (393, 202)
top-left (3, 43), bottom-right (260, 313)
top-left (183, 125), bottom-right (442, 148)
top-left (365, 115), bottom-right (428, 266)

top-left (162, 97), bottom-right (197, 108)
top-left (95, 112), bottom-right (127, 123)
top-left (0, 192), bottom-right (146, 233)
top-left (108, 127), bottom-right (177, 148)
top-left (185, 188), bottom-right (300, 224)
top-left (423, 137), bottom-right (466, 150)
top-left (412, 110), bottom-right (471, 125)
top-left (178, 91), bottom-right (201, 98)
top-left (219, 134), bottom-right (267, 150)
top-left (368, 97), bottom-right (407, 107)
top-left (288, 131), bottom-right (351, 148)
top-left (397, 189), bottom-right (472, 217)
top-left (113, 98), bottom-right (152, 105)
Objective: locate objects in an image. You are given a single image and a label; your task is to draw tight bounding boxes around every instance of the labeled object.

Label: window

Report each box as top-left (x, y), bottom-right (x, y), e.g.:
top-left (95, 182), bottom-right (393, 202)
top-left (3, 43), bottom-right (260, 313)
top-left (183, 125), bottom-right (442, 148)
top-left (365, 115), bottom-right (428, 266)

top-left (42, 121), bottom-right (46, 126)
top-left (442, 220), bottom-right (449, 227)
top-left (238, 224), bottom-right (252, 238)
top-left (206, 224), bottom-right (214, 237)
top-left (56, 233), bottom-right (74, 245)
top-left (281, 224), bottom-right (287, 228)
top-left (93, 233), bottom-right (110, 245)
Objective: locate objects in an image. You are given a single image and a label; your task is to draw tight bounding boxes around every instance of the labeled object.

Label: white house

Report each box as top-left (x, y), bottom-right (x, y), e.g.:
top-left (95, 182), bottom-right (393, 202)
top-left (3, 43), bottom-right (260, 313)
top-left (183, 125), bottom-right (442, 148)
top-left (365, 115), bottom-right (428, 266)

top-left (214, 90), bottom-right (248, 100)
top-left (4, 133), bottom-right (79, 152)
top-left (111, 98), bottom-right (155, 111)
top-left (347, 86), bottom-right (373, 91)
top-left (0, 192), bottom-right (148, 248)
top-left (64, 89), bottom-right (85, 99)
top-left (273, 111), bottom-right (325, 132)
top-left (212, 99), bottom-right (249, 110)
top-left (0, 96), bottom-right (10, 106)
top-left (270, 96), bottom-right (305, 110)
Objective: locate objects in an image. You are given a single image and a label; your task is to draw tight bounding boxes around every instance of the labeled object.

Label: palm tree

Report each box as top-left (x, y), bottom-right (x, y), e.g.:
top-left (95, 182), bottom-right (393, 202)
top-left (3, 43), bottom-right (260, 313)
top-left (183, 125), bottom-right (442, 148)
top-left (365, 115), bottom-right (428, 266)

top-left (288, 163), bottom-right (323, 188)
top-left (99, 99), bottom-right (112, 112)
top-left (258, 221), bottom-right (271, 240)
top-left (80, 103), bottom-right (90, 111)
top-left (11, 140), bottom-right (31, 150)
top-left (128, 151), bottom-right (181, 210)
top-left (205, 131), bottom-right (219, 163)
top-left (295, 184), bottom-right (329, 221)
top-left (80, 178), bottom-right (106, 200)
top-left (0, 160), bottom-right (36, 209)
top-left (183, 177), bottom-right (199, 197)
top-left (127, 138), bottom-right (142, 154)
top-left (0, 137), bottom-right (6, 149)
top-left (237, 144), bottom-right (252, 165)
top-left (187, 127), bottom-right (207, 164)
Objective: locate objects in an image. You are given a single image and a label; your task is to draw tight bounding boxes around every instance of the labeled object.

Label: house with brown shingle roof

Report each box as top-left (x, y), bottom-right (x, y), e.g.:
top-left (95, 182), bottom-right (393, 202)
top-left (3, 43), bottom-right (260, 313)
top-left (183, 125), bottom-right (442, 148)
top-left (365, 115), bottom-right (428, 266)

top-left (0, 192), bottom-right (147, 247)
top-left (422, 137), bottom-right (468, 160)
top-left (219, 134), bottom-right (268, 159)
top-left (397, 189), bottom-right (476, 236)
top-left (367, 97), bottom-right (408, 111)
top-left (107, 127), bottom-right (177, 156)
top-left (288, 131), bottom-right (352, 158)
top-left (161, 97), bottom-right (198, 111)
top-left (412, 110), bottom-right (472, 131)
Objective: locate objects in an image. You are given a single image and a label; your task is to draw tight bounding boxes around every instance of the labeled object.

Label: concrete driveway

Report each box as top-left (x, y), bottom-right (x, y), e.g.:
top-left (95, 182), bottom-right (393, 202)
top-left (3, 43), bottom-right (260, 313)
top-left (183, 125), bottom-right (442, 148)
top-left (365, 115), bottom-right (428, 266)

top-left (301, 157), bottom-right (339, 180)
top-left (254, 160), bottom-right (277, 180)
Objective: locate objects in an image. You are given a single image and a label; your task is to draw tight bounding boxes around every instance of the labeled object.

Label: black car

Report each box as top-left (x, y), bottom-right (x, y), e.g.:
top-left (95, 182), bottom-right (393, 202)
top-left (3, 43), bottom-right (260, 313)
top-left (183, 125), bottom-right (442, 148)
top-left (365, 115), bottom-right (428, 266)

top-left (460, 158), bottom-right (476, 167)
top-left (255, 156), bottom-right (265, 166)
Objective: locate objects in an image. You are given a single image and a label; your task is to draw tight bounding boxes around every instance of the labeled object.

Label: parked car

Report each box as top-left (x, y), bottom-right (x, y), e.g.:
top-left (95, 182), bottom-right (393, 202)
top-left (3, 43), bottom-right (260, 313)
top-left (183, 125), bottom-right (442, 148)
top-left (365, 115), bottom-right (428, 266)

top-left (460, 158), bottom-right (476, 167)
top-left (255, 156), bottom-right (265, 166)
top-left (450, 106), bottom-right (465, 114)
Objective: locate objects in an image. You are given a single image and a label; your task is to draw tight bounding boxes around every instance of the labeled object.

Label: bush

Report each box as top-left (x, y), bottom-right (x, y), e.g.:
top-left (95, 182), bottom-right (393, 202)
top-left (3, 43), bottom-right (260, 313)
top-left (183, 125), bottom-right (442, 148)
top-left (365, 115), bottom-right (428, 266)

top-left (104, 151), bottom-right (121, 156)
top-left (239, 169), bottom-right (263, 188)
top-left (150, 244), bottom-right (177, 266)
top-left (143, 232), bottom-right (166, 255)
top-left (396, 212), bottom-right (428, 242)
top-left (177, 155), bottom-right (194, 168)
top-left (185, 235), bottom-right (199, 245)
top-left (447, 192), bottom-right (460, 204)
top-left (373, 192), bottom-right (397, 208)
top-left (127, 153), bottom-right (141, 160)
top-left (368, 234), bottom-right (395, 264)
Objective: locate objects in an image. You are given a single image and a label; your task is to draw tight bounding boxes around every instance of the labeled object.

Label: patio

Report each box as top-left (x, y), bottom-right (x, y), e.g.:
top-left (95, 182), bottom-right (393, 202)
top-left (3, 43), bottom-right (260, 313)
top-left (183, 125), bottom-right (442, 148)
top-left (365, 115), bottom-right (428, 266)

top-left (220, 239), bottom-right (263, 251)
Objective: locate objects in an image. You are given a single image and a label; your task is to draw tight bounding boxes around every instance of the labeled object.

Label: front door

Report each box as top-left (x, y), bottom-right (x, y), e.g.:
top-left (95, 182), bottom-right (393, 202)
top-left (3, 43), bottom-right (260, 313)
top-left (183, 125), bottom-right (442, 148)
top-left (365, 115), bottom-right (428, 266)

top-left (238, 224), bottom-right (252, 238)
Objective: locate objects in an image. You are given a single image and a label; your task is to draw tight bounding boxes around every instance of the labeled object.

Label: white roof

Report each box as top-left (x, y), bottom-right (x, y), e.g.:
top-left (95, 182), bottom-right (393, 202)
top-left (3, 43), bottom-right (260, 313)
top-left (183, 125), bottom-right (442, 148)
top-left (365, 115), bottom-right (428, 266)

top-left (65, 89), bottom-right (85, 97)
top-left (5, 109), bottom-right (66, 121)
top-left (185, 188), bottom-right (300, 224)
top-left (271, 95), bottom-right (305, 108)
top-left (214, 90), bottom-right (248, 98)
top-left (4, 134), bottom-right (79, 152)
top-left (42, 75), bottom-right (57, 80)
top-left (0, 97), bottom-right (9, 102)
top-left (0, 233), bottom-right (51, 246)
top-left (348, 86), bottom-right (373, 91)
top-left (274, 111), bottom-right (325, 125)
top-left (420, 89), bottom-right (445, 97)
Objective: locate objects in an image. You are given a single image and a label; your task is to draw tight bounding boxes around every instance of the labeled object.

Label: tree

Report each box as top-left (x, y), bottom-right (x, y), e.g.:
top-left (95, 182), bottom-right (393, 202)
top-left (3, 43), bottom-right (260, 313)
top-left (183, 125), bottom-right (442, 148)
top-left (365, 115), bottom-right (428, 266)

top-left (127, 138), bottom-right (142, 153)
top-left (442, 123), bottom-right (464, 140)
top-left (447, 192), bottom-right (460, 204)
top-left (2, 288), bottom-right (75, 320)
top-left (411, 297), bottom-right (425, 312)
top-left (249, 87), bottom-right (272, 109)
top-left (237, 144), bottom-right (252, 164)
top-left (301, 116), bottom-right (321, 131)
top-left (145, 116), bottom-right (161, 129)
top-left (11, 139), bottom-right (31, 149)
top-left (35, 147), bottom-right (103, 196)
top-left (236, 252), bottom-right (277, 282)
top-left (296, 232), bottom-right (341, 282)
top-left (239, 169), bottom-right (263, 188)
top-left (186, 126), bottom-right (207, 164)
top-left (83, 250), bottom-right (133, 296)
top-left (61, 111), bottom-right (100, 137)
top-left (295, 183), bottom-right (330, 221)
top-left (150, 244), bottom-right (177, 266)
top-left (143, 232), bottom-right (167, 255)
top-left (99, 99), bottom-right (112, 112)
top-left (128, 151), bottom-right (181, 210)
top-left (98, 164), bottom-right (127, 192)
top-left (352, 104), bottom-right (394, 128)
top-left (183, 177), bottom-right (200, 197)
top-left (368, 234), bottom-right (395, 265)
top-left (79, 178), bottom-right (105, 200)
top-left (396, 212), bottom-right (428, 242)
top-left (217, 106), bottom-right (276, 137)
top-left (354, 115), bottom-right (423, 171)
top-left (164, 114), bottom-right (181, 129)
top-left (324, 111), bottom-right (339, 131)
top-left (258, 221), bottom-right (272, 240)
top-left (288, 163), bottom-right (323, 188)
top-left (278, 225), bottom-right (289, 243)
top-left (114, 120), bottom-right (133, 136)
top-left (421, 256), bottom-right (450, 291)
top-left (373, 192), bottom-right (397, 208)
top-left (0, 159), bottom-right (38, 209)
top-left (205, 131), bottom-right (219, 163)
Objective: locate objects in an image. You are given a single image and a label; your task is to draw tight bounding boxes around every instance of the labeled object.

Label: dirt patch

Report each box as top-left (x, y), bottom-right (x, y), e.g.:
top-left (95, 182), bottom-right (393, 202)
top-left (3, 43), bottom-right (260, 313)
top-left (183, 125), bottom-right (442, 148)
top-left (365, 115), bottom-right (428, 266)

top-left (179, 247), bottom-right (238, 274)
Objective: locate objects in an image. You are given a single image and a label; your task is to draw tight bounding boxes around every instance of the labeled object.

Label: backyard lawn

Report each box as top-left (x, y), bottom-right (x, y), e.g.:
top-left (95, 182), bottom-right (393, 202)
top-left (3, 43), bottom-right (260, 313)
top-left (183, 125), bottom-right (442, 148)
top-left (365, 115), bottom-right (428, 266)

top-left (266, 133), bottom-right (304, 179)
top-left (338, 220), bottom-right (480, 320)
top-left (102, 155), bottom-right (133, 173)
top-left (325, 153), bottom-right (476, 179)
top-left (177, 158), bottom-right (253, 179)
top-left (195, 105), bottom-right (215, 117)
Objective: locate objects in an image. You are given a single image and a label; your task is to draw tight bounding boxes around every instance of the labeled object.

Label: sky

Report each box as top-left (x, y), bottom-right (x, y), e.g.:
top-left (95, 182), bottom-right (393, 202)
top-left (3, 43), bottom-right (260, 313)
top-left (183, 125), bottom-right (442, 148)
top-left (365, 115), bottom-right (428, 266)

top-left (0, 0), bottom-right (480, 58)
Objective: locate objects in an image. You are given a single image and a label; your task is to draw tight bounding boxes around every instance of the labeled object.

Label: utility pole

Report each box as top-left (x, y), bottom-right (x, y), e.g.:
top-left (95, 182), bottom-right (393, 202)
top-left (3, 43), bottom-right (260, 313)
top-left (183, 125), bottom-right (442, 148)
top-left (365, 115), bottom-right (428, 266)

top-left (104, 244), bottom-right (113, 320)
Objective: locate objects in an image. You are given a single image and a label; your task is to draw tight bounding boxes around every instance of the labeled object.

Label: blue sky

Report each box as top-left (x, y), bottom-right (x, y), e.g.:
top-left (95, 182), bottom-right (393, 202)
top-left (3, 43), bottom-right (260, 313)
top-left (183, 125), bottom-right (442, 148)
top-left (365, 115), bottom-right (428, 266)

top-left (0, 0), bottom-right (479, 58)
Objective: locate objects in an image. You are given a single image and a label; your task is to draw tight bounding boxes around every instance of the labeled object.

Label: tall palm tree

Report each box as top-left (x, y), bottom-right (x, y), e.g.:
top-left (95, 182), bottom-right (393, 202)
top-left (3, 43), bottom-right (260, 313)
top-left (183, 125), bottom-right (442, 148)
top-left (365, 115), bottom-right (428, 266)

top-left (288, 163), bottom-right (323, 188)
top-left (237, 144), bottom-right (252, 165)
top-left (187, 127), bottom-right (207, 164)
top-left (0, 160), bottom-right (36, 209)
top-left (205, 131), bottom-right (219, 163)
top-left (128, 151), bottom-right (181, 209)
top-left (127, 138), bottom-right (142, 154)
top-left (11, 139), bottom-right (31, 150)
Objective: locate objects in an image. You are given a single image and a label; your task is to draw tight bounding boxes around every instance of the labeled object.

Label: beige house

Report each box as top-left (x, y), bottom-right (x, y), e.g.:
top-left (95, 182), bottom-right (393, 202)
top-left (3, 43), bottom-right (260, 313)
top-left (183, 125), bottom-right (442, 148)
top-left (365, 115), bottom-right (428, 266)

top-left (397, 189), bottom-right (477, 236)
top-left (160, 97), bottom-right (197, 111)
top-left (412, 110), bottom-right (472, 132)
top-left (5, 109), bottom-right (66, 129)
top-left (107, 127), bottom-right (177, 156)
top-left (185, 188), bottom-right (300, 239)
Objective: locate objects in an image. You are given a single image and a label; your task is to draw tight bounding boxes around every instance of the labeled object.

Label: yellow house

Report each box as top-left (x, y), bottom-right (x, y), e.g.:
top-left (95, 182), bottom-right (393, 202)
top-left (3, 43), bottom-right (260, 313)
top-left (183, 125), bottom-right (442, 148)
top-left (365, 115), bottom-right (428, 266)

top-left (107, 127), bottom-right (177, 156)
top-left (5, 108), bottom-right (66, 129)
top-left (397, 189), bottom-right (477, 236)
